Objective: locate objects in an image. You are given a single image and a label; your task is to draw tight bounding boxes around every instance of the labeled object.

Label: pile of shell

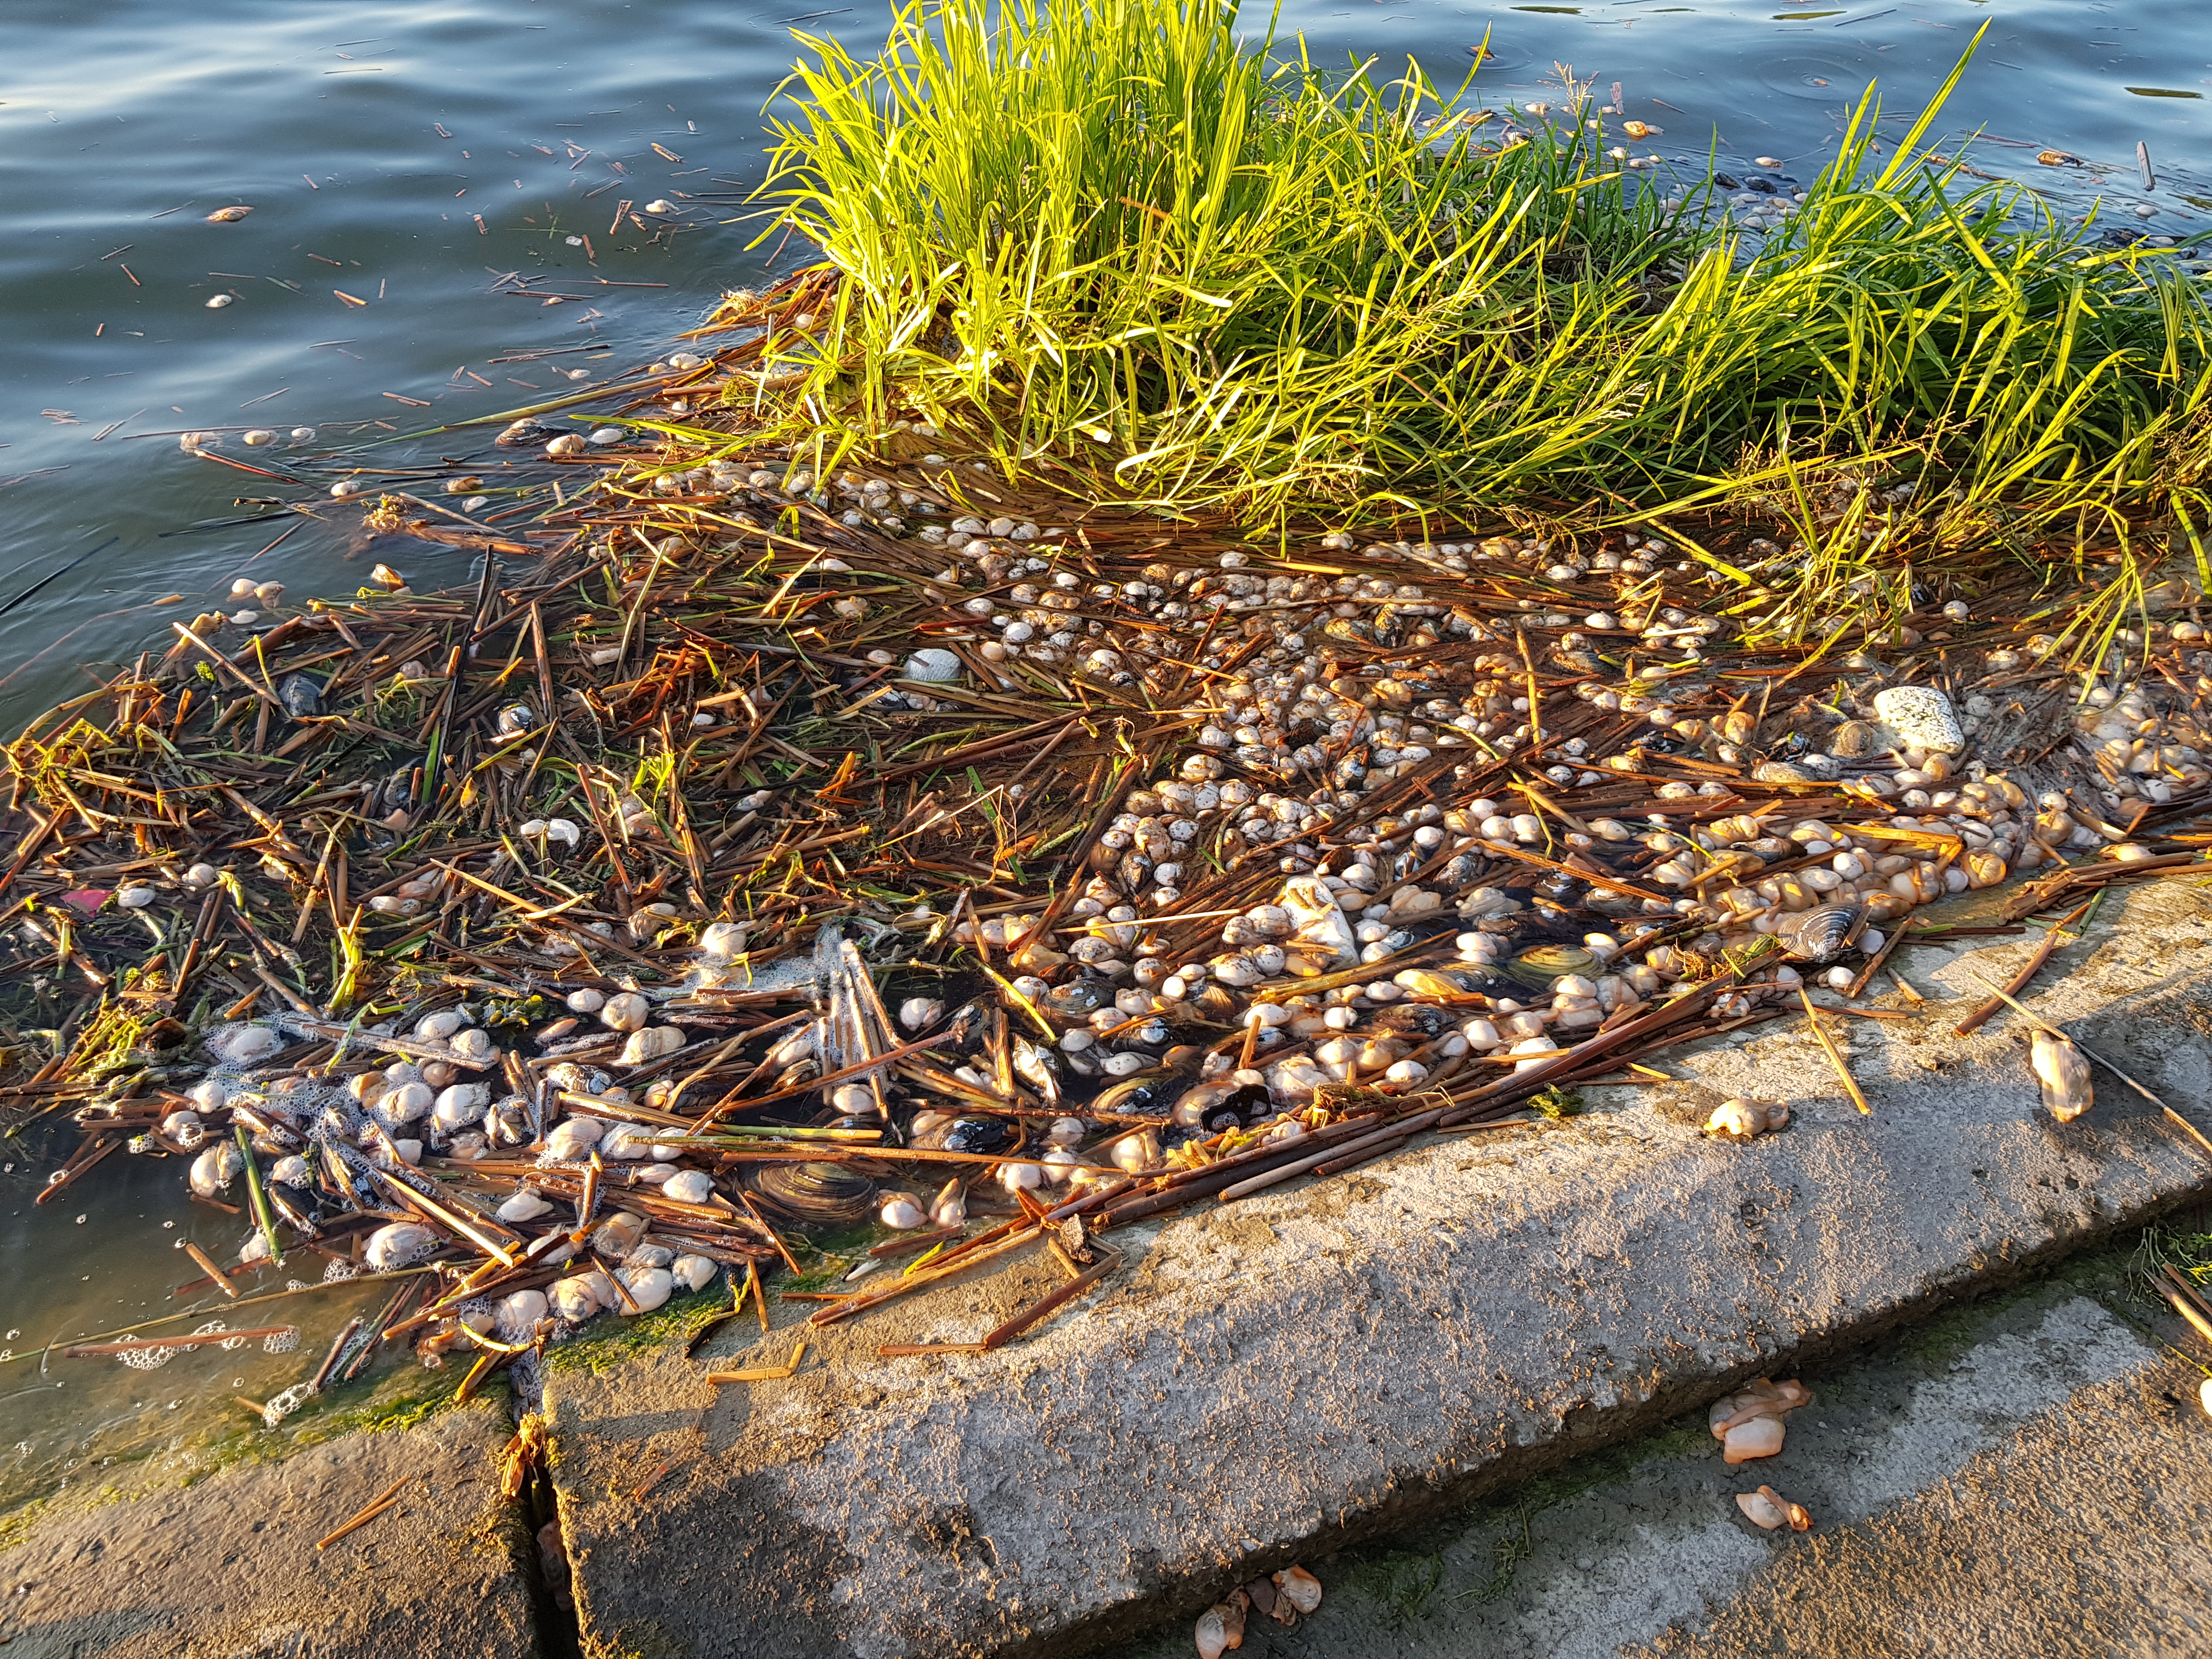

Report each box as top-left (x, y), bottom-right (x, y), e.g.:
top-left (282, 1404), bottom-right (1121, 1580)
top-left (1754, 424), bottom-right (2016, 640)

top-left (154, 994), bottom-right (774, 1362)
top-left (22, 315), bottom-right (2212, 1414)
top-left (92, 497), bottom-right (2212, 1365)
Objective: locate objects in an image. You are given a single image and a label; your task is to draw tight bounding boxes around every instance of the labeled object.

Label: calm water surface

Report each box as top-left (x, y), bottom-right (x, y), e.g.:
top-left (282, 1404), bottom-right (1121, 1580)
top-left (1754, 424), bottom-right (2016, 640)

top-left (3, 0), bottom-right (2209, 1497)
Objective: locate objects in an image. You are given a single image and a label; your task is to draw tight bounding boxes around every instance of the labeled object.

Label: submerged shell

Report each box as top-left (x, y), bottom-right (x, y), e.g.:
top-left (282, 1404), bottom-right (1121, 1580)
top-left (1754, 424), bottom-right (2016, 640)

top-left (940, 1115), bottom-right (1020, 1155)
top-left (929, 1177), bottom-right (967, 1227)
top-left (1088, 1071), bottom-right (1184, 1118)
top-left (752, 1161), bottom-right (877, 1222)
top-left (1392, 968), bottom-right (1479, 998)
top-left (188, 1143), bottom-right (242, 1197)
top-left (1774, 904), bottom-right (1860, 964)
top-left (880, 1194), bottom-right (928, 1229)
top-left (278, 674), bottom-right (323, 718)
top-left (364, 1221), bottom-right (437, 1272)
top-left (1503, 943), bottom-right (1597, 989)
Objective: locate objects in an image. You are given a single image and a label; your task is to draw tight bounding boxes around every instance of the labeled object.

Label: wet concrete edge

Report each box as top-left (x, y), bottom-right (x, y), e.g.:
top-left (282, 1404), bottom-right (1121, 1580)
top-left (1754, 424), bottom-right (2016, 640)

top-left (541, 881), bottom-right (2212, 1659)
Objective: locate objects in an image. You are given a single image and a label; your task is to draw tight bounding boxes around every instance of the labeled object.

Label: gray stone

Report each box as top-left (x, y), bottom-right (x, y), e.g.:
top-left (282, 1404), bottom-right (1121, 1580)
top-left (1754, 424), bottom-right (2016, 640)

top-left (0, 1402), bottom-right (537, 1657)
top-left (542, 882), bottom-right (2212, 1659)
top-left (1122, 1269), bottom-right (2212, 1659)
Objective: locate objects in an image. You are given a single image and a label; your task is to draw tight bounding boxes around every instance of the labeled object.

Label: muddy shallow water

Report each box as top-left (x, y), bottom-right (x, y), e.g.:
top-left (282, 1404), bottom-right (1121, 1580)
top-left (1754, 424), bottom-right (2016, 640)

top-left (3, 0), bottom-right (2209, 1509)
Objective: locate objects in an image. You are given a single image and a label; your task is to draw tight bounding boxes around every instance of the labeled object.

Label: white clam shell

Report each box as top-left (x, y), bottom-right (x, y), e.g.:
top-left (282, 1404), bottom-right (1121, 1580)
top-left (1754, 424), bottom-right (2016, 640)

top-left (601, 991), bottom-right (651, 1032)
top-left (617, 1025), bottom-right (685, 1066)
top-left (208, 1023), bottom-right (281, 1065)
top-left (495, 1289), bottom-right (549, 1340)
top-left (377, 1082), bottom-right (434, 1125)
top-left (364, 1221), bottom-right (437, 1272)
top-left (498, 1188), bottom-right (554, 1222)
top-left (188, 1143), bottom-right (241, 1197)
top-left (545, 1115), bottom-right (605, 1159)
top-left (551, 1273), bottom-right (607, 1322)
top-left (432, 1082), bottom-right (490, 1129)
top-left (599, 1123), bottom-right (657, 1160)
top-left (904, 647), bottom-right (963, 682)
top-left (671, 1254), bottom-right (719, 1293)
top-left (697, 921), bottom-right (748, 958)
top-left (661, 1169), bottom-right (714, 1205)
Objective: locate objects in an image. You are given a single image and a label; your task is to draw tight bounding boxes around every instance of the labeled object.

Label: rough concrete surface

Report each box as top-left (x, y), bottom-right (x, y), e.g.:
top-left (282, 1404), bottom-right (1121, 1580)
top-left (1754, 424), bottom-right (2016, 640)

top-left (0, 1400), bottom-right (539, 1658)
top-left (543, 883), bottom-right (2212, 1659)
top-left (1118, 1264), bottom-right (2212, 1659)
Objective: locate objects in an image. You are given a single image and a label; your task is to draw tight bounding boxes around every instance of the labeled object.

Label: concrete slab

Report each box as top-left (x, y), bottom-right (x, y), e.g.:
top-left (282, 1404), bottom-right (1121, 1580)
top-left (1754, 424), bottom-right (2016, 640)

top-left (541, 882), bottom-right (2212, 1659)
top-left (1119, 1261), bottom-right (2212, 1659)
top-left (0, 1400), bottom-right (540, 1658)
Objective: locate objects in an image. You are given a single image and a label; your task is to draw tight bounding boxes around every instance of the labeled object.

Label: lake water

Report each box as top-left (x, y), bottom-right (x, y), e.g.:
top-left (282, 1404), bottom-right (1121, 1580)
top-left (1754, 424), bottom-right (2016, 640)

top-left (2, 0), bottom-right (2208, 1506)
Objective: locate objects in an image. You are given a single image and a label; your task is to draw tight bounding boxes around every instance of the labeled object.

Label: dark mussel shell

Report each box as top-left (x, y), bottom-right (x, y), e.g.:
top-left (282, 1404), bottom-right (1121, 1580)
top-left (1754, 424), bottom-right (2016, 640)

top-left (270, 1181), bottom-right (323, 1220)
top-left (369, 768), bottom-right (415, 819)
top-left (1368, 1002), bottom-right (1453, 1039)
top-left (1533, 870), bottom-right (1585, 904)
top-left (1206, 1083), bottom-right (1273, 1131)
top-left (278, 674), bottom-right (323, 719)
top-left (1187, 982), bottom-right (1241, 1022)
top-left (941, 1115), bottom-right (1020, 1155)
top-left (751, 1161), bottom-right (878, 1223)
top-left (1042, 980), bottom-right (1108, 1019)
top-left (1011, 1036), bottom-right (1063, 1102)
top-left (942, 997), bottom-right (996, 1056)
top-left (1441, 851), bottom-right (1489, 889)
top-left (1775, 904), bottom-right (1861, 964)
top-left (1089, 1069), bottom-right (1185, 1118)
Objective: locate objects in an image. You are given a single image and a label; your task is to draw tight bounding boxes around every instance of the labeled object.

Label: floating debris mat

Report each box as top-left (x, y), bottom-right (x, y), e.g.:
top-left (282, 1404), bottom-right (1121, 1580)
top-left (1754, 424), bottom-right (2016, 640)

top-left (10, 342), bottom-right (2212, 1382)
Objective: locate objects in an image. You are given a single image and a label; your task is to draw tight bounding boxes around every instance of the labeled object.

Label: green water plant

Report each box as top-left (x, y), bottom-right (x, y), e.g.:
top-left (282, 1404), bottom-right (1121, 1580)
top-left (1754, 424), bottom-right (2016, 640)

top-left (753, 0), bottom-right (2212, 537)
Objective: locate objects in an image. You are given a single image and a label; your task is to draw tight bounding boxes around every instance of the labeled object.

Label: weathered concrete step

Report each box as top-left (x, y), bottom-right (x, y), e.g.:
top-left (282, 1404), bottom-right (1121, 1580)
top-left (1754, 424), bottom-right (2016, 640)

top-left (1116, 1263), bottom-right (2211, 1659)
top-left (0, 1400), bottom-right (539, 1658)
top-left (543, 882), bottom-right (2212, 1659)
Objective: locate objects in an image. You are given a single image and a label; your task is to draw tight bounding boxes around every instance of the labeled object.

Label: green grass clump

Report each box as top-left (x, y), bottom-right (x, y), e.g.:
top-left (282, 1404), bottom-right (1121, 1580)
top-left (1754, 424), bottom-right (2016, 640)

top-left (753, 0), bottom-right (2212, 534)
